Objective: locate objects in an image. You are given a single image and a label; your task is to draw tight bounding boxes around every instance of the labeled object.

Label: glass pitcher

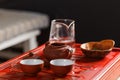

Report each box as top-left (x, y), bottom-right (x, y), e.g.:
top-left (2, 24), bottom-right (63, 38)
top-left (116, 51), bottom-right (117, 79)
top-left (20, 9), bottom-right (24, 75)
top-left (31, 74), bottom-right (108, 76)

top-left (49, 19), bottom-right (75, 47)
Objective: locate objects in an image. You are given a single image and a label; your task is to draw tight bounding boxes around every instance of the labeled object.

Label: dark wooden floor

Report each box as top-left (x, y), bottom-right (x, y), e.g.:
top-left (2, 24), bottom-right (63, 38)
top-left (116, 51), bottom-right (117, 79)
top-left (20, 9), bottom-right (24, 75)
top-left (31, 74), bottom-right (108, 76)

top-left (0, 46), bottom-right (23, 63)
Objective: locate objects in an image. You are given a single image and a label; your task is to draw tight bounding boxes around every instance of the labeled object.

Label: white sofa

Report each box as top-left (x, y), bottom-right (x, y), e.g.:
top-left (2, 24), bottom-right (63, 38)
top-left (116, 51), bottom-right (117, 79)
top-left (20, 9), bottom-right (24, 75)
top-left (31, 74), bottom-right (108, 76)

top-left (0, 8), bottom-right (49, 51)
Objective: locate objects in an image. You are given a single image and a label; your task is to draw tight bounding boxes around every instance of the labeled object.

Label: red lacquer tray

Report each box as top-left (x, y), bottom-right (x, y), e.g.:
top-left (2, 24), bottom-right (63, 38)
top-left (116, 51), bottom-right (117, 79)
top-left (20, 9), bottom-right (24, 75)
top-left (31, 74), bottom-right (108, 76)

top-left (0, 44), bottom-right (120, 80)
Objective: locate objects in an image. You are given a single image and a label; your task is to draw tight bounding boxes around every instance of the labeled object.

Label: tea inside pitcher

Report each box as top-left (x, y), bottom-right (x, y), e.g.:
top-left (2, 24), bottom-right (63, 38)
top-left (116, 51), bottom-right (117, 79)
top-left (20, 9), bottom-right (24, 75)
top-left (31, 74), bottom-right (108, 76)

top-left (50, 40), bottom-right (75, 48)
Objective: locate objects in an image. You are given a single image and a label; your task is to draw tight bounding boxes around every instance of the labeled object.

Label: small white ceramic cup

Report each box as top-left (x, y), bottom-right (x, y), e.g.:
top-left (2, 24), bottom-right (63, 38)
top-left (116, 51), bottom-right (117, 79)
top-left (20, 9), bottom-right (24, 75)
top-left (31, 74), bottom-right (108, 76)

top-left (50, 59), bottom-right (74, 77)
top-left (20, 59), bottom-right (44, 76)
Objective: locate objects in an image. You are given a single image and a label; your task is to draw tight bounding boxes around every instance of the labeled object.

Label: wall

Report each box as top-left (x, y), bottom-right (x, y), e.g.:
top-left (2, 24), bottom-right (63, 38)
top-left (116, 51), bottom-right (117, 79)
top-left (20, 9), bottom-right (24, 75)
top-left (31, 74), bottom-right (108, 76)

top-left (0, 0), bottom-right (120, 46)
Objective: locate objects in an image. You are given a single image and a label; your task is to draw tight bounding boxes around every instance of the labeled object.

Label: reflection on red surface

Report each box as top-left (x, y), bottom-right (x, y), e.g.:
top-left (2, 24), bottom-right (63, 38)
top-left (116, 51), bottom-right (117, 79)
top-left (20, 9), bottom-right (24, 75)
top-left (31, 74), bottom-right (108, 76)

top-left (0, 44), bottom-right (119, 80)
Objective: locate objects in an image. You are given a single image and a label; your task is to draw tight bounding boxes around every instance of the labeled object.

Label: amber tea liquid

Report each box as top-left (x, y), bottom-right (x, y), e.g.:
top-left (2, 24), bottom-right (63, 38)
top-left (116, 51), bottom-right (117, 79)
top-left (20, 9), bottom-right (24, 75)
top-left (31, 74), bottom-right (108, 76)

top-left (50, 39), bottom-right (75, 48)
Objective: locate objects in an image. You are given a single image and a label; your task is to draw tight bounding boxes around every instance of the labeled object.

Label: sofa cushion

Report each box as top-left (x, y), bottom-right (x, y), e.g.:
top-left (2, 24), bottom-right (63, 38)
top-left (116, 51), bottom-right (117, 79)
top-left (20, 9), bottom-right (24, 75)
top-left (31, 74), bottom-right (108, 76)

top-left (0, 8), bottom-right (49, 42)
